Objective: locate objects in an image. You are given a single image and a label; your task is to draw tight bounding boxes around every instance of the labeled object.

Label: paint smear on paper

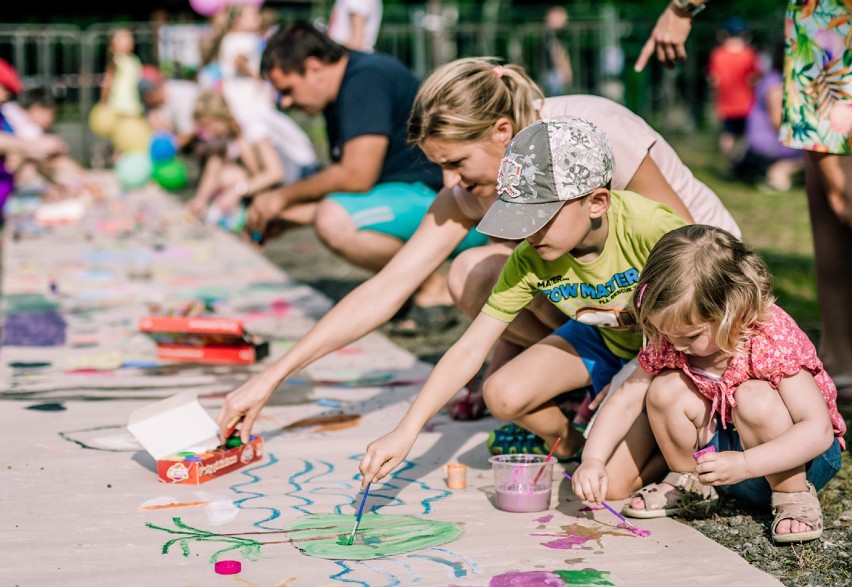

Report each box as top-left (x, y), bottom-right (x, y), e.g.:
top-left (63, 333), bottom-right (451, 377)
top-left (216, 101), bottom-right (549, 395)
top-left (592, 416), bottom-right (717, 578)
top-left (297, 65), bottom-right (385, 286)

top-left (283, 513), bottom-right (462, 560)
top-left (282, 413), bottom-right (360, 432)
top-left (26, 402), bottom-right (66, 412)
top-left (531, 523), bottom-right (633, 550)
top-left (139, 497), bottom-right (210, 511)
top-left (488, 569), bottom-right (614, 586)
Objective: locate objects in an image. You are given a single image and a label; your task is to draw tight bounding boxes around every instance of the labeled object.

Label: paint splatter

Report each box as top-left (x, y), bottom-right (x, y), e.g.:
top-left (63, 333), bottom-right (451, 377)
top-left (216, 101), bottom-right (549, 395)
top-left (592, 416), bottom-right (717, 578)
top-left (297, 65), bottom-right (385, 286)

top-left (487, 569), bottom-right (614, 587)
top-left (26, 402), bottom-right (66, 412)
top-left (283, 513), bottom-right (463, 560)
top-left (282, 413), bottom-right (360, 432)
top-left (531, 523), bottom-right (634, 550)
top-left (139, 497), bottom-right (210, 511)
top-left (618, 522), bottom-right (651, 537)
top-left (490, 570), bottom-right (564, 586)
top-left (534, 514), bottom-right (555, 523)
top-left (553, 569), bottom-right (614, 585)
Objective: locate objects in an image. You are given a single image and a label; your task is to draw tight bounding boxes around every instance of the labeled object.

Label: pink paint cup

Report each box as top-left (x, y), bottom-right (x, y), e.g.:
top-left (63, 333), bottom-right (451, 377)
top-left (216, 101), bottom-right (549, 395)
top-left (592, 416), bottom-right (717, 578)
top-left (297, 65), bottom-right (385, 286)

top-left (489, 454), bottom-right (554, 513)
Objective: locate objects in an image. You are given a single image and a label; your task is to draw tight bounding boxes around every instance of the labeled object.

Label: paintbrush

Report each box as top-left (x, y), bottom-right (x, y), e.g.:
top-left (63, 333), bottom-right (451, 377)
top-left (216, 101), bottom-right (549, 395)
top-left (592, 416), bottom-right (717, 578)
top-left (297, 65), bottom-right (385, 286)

top-left (346, 482), bottom-right (371, 546)
top-left (562, 472), bottom-right (641, 531)
top-left (533, 436), bottom-right (562, 486)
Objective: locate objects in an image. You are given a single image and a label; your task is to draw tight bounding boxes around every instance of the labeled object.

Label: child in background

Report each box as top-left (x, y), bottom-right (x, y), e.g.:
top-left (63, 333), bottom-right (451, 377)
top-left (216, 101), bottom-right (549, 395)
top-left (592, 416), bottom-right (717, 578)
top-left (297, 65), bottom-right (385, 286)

top-left (186, 89), bottom-right (317, 232)
top-left (2, 87), bottom-right (88, 194)
top-left (100, 28), bottom-right (144, 118)
top-left (571, 224), bottom-right (844, 543)
top-left (707, 18), bottom-right (762, 166)
top-left (358, 116), bottom-right (686, 496)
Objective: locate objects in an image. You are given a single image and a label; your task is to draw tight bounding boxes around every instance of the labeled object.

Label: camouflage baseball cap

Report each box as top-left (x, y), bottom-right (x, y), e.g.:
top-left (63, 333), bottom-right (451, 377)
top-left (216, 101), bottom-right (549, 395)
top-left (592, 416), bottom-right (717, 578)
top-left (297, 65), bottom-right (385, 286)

top-left (476, 116), bottom-right (615, 240)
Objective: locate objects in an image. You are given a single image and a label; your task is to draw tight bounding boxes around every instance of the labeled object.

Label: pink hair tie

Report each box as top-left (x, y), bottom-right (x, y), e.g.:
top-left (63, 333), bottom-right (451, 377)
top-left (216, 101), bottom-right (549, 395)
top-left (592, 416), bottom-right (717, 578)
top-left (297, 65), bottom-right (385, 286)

top-left (493, 65), bottom-right (504, 79)
top-left (636, 283), bottom-right (648, 308)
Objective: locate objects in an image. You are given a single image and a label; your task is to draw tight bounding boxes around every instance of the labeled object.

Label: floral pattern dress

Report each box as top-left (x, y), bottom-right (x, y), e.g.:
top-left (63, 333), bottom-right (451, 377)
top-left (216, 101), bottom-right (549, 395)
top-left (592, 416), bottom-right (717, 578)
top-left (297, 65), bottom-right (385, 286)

top-left (780, 0), bottom-right (852, 154)
top-left (637, 305), bottom-right (847, 449)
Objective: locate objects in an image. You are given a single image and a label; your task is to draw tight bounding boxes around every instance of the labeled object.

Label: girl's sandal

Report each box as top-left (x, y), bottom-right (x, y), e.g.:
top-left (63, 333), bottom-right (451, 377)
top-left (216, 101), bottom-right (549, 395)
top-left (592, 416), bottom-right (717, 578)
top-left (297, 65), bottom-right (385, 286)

top-left (771, 482), bottom-right (823, 544)
top-left (622, 471), bottom-right (719, 519)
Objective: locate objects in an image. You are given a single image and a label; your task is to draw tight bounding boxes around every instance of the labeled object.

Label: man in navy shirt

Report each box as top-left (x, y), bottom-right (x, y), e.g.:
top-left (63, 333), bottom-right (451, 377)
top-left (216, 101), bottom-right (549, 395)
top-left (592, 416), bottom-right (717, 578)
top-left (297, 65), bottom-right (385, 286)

top-left (245, 22), bottom-right (483, 295)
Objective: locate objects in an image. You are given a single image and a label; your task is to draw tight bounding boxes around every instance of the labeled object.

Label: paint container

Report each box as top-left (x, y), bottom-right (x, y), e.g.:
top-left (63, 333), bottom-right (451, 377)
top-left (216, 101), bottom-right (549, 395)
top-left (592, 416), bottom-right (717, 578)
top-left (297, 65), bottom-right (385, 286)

top-left (489, 454), bottom-right (554, 513)
top-left (446, 463), bottom-right (467, 489)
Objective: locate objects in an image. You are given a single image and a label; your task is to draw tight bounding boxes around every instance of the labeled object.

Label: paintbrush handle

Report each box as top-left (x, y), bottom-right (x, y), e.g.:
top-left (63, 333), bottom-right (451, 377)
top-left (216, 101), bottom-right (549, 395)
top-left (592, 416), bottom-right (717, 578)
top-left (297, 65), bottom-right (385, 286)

top-left (561, 471), bottom-right (636, 527)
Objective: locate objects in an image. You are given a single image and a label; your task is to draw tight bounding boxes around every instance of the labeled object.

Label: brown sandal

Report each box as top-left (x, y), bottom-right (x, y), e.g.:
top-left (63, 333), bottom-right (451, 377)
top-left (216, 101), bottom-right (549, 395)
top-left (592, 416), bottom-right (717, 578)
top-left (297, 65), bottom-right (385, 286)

top-left (771, 482), bottom-right (823, 543)
top-left (622, 471), bottom-right (719, 519)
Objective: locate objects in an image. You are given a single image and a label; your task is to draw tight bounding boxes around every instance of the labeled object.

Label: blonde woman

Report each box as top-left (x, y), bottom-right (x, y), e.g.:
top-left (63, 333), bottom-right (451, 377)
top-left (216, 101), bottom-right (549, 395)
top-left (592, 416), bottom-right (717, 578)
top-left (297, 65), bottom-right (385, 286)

top-left (218, 59), bottom-right (737, 488)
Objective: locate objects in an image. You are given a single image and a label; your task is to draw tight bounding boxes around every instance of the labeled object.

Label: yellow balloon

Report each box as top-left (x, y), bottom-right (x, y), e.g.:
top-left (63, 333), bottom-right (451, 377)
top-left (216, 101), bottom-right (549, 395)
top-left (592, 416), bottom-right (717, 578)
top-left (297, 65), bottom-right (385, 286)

top-left (112, 116), bottom-right (152, 154)
top-left (88, 102), bottom-right (118, 139)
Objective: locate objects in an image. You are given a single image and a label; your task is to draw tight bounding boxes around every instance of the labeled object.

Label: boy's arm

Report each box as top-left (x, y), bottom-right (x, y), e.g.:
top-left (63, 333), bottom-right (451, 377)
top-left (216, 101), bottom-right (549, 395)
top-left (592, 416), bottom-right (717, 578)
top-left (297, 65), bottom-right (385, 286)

top-left (697, 370), bottom-right (835, 485)
top-left (359, 313), bottom-right (510, 488)
top-left (243, 133), bottom-right (387, 234)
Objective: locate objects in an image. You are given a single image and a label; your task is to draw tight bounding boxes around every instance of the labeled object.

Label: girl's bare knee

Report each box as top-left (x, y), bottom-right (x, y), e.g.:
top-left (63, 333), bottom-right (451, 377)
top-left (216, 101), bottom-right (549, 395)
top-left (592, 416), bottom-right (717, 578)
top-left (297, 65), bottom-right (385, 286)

top-left (731, 380), bottom-right (781, 429)
top-left (645, 370), bottom-right (689, 411)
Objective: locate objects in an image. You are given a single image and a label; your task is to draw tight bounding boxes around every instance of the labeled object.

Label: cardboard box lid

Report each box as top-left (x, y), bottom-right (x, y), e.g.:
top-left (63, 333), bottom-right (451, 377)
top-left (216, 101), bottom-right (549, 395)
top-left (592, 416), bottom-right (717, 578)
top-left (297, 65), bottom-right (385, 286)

top-left (127, 390), bottom-right (220, 460)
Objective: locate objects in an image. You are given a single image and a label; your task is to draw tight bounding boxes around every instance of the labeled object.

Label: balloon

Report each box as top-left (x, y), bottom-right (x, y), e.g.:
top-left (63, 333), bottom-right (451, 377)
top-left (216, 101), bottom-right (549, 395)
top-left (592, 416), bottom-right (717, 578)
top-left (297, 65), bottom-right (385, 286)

top-left (189, 0), bottom-right (225, 16)
top-left (88, 102), bottom-right (117, 139)
top-left (150, 132), bottom-right (178, 163)
top-left (152, 158), bottom-right (189, 191)
top-left (112, 116), bottom-right (152, 154)
top-left (115, 152), bottom-right (152, 190)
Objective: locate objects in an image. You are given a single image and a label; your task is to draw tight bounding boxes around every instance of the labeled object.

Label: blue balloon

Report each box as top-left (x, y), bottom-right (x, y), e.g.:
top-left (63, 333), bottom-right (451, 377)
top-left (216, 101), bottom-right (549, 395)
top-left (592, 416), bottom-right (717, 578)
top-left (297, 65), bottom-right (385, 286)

top-left (150, 132), bottom-right (178, 163)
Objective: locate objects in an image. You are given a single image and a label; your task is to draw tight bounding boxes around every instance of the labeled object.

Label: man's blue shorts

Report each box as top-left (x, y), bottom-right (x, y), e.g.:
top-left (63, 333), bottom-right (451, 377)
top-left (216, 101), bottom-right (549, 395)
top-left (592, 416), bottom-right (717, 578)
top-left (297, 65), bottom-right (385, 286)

top-left (327, 182), bottom-right (489, 257)
top-left (702, 422), bottom-right (842, 507)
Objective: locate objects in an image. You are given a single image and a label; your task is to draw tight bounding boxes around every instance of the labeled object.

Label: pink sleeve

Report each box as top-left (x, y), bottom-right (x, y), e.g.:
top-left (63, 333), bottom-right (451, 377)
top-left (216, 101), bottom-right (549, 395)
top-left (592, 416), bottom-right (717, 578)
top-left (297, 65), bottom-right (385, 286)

top-left (638, 339), bottom-right (681, 374)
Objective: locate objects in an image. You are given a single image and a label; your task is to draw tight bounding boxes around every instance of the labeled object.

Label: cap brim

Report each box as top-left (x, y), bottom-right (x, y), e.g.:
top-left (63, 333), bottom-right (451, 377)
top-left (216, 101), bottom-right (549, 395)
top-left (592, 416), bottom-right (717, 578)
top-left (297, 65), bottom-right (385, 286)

top-left (476, 198), bottom-right (566, 240)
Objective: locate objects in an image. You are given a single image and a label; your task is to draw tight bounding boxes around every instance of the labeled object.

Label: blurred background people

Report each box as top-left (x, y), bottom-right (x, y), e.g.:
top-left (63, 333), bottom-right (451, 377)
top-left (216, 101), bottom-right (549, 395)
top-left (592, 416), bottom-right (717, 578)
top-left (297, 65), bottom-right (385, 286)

top-left (707, 17), bottom-right (762, 167)
top-left (326, 0), bottom-right (383, 52)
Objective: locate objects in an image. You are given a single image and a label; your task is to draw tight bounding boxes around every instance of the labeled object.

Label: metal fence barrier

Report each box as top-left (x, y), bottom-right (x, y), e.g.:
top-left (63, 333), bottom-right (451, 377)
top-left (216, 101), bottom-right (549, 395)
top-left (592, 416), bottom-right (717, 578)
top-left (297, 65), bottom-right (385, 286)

top-left (0, 9), bottom-right (786, 166)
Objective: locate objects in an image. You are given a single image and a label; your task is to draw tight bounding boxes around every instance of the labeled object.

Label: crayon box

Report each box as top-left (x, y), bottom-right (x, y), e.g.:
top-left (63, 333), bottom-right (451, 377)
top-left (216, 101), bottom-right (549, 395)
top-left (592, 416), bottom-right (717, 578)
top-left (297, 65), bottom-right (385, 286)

top-left (137, 315), bottom-right (269, 365)
top-left (127, 390), bottom-right (263, 484)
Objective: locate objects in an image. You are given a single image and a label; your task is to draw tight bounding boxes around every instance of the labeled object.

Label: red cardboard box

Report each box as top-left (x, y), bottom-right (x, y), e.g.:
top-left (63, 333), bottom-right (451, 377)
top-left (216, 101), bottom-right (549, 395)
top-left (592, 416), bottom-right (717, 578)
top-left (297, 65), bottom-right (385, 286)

top-left (157, 436), bottom-right (264, 484)
top-left (137, 315), bottom-right (269, 365)
top-left (127, 390), bottom-right (264, 484)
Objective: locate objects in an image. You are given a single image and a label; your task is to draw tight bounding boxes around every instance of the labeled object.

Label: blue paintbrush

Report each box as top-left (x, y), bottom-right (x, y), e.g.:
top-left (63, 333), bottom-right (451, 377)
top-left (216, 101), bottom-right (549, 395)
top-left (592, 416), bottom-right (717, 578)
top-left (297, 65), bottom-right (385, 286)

top-left (346, 482), bottom-right (372, 546)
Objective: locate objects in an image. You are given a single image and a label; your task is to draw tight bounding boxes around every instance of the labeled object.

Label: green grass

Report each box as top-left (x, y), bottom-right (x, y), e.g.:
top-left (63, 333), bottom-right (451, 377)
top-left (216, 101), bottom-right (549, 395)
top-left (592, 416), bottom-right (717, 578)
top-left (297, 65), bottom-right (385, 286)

top-left (668, 133), bottom-right (820, 330)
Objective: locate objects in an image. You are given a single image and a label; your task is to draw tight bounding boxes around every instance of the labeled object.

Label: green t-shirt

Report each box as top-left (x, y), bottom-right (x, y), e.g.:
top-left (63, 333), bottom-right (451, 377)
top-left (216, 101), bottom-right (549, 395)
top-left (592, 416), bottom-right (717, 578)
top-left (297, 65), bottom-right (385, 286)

top-left (482, 190), bottom-right (687, 359)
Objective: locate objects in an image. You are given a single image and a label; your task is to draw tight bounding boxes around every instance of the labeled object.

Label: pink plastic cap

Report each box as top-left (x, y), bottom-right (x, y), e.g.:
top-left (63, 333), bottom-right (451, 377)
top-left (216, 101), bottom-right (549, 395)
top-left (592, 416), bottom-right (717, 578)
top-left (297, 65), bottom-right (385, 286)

top-left (214, 560), bottom-right (242, 575)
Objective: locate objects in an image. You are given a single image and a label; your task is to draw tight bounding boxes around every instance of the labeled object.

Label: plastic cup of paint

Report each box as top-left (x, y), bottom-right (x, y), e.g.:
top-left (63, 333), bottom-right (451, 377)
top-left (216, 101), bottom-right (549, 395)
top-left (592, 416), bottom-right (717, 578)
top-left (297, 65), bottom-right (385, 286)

top-left (489, 454), bottom-right (554, 513)
top-left (446, 463), bottom-right (468, 489)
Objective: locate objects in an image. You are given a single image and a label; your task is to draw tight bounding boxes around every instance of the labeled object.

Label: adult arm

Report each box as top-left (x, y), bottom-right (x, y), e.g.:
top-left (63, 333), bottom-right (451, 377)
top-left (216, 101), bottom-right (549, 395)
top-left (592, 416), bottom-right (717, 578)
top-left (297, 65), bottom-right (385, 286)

top-left (217, 188), bottom-right (476, 441)
top-left (358, 312), bottom-right (510, 488)
top-left (635, 1), bottom-right (710, 72)
top-left (697, 370), bottom-right (836, 485)
top-left (625, 153), bottom-right (695, 223)
top-left (345, 12), bottom-right (369, 51)
top-left (243, 133), bottom-right (387, 235)
top-left (0, 132), bottom-right (67, 161)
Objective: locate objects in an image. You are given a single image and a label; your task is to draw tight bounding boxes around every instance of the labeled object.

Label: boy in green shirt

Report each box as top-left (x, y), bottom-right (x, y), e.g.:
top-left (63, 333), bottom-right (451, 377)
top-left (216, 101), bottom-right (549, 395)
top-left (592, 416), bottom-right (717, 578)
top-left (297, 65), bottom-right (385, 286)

top-left (359, 116), bottom-right (686, 499)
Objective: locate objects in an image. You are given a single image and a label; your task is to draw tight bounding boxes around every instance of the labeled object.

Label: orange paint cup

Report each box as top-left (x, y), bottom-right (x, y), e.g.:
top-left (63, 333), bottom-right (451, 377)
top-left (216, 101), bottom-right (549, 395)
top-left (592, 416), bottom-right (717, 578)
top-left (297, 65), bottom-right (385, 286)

top-left (446, 463), bottom-right (467, 489)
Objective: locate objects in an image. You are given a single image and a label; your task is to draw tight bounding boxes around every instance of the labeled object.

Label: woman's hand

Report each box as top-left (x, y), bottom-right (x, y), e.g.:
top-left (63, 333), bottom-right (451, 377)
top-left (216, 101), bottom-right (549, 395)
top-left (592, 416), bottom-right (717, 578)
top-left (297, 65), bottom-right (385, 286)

top-left (571, 457), bottom-right (609, 505)
top-left (358, 427), bottom-right (418, 490)
top-left (216, 372), bottom-right (279, 443)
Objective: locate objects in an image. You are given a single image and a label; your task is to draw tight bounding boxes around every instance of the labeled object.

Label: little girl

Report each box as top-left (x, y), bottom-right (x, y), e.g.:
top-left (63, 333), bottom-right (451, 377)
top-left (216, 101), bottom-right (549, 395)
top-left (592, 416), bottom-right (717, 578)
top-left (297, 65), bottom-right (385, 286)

top-left (571, 224), bottom-right (845, 544)
top-left (186, 89), bottom-right (317, 233)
